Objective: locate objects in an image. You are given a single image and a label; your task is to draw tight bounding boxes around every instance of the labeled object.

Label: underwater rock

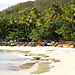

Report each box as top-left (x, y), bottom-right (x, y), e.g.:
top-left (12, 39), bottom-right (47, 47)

top-left (11, 62), bottom-right (36, 71)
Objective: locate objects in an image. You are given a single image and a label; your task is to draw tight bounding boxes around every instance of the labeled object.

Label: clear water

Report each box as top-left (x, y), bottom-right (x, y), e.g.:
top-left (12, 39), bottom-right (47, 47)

top-left (0, 50), bottom-right (49, 71)
top-left (0, 51), bottom-right (25, 61)
top-left (0, 50), bottom-right (34, 71)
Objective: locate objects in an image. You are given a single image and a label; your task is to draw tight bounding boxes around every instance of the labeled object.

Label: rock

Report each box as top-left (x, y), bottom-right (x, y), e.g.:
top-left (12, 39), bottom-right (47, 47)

top-left (32, 57), bottom-right (40, 60)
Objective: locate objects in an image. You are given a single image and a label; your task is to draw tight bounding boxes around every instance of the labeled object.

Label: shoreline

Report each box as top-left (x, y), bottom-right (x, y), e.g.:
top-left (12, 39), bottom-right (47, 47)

top-left (0, 46), bottom-right (75, 75)
top-left (0, 46), bottom-right (75, 51)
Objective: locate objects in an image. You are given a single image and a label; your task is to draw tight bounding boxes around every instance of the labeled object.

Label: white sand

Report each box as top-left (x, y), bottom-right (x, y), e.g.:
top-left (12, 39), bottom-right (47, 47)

top-left (0, 46), bottom-right (75, 75)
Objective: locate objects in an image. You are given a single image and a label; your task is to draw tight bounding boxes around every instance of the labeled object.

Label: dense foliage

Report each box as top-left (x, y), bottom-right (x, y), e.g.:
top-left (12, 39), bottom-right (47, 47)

top-left (0, 0), bottom-right (75, 41)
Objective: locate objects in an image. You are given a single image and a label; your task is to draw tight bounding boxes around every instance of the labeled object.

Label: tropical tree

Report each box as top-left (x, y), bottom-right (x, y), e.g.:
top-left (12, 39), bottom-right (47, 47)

top-left (0, 17), bottom-right (10, 41)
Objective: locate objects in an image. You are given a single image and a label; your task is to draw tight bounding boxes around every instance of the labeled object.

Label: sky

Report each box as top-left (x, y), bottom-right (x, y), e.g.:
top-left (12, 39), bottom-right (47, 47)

top-left (0, 0), bottom-right (34, 11)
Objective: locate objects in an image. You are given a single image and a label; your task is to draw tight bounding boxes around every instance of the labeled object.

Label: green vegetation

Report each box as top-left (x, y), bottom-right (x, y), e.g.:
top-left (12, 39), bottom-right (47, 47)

top-left (0, 0), bottom-right (75, 41)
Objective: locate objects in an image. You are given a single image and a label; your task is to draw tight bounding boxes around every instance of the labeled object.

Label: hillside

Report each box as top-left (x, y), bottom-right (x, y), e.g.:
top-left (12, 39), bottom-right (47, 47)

top-left (0, 0), bottom-right (75, 41)
top-left (0, 0), bottom-right (72, 17)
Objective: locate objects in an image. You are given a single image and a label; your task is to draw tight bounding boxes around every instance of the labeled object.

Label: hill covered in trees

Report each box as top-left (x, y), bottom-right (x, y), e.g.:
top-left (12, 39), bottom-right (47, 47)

top-left (0, 0), bottom-right (75, 41)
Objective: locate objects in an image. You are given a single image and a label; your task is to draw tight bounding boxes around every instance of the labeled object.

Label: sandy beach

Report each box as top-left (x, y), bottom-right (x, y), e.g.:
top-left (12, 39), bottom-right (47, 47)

top-left (0, 46), bottom-right (75, 75)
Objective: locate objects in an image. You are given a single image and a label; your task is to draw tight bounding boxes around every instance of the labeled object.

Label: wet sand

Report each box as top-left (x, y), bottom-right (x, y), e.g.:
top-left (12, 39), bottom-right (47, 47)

top-left (0, 46), bottom-right (75, 75)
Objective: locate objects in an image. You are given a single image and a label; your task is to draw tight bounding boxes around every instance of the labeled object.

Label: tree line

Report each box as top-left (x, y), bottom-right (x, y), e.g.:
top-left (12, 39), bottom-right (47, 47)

top-left (0, 0), bottom-right (75, 41)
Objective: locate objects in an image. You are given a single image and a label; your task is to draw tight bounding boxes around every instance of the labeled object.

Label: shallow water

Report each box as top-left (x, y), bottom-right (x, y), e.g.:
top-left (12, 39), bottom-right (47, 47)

top-left (0, 50), bottom-right (51, 72)
top-left (0, 50), bottom-right (35, 71)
